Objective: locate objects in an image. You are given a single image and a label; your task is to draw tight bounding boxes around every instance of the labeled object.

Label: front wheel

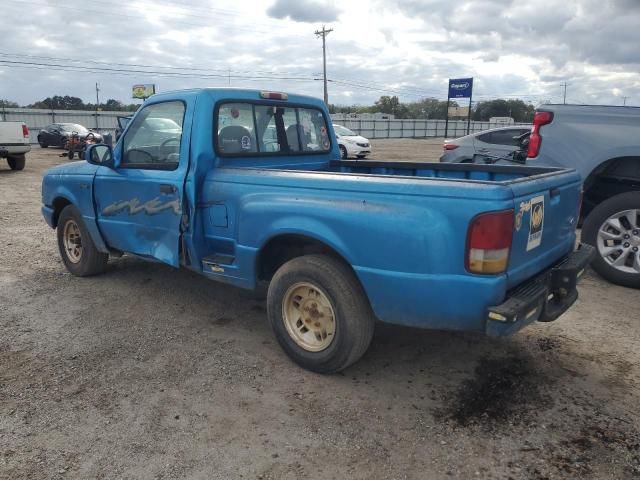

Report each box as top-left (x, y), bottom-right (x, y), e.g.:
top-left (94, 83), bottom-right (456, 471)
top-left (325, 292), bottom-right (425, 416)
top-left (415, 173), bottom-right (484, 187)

top-left (7, 155), bottom-right (25, 170)
top-left (339, 145), bottom-right (348, 159)
top-left (57, 205), bottom-right (108, 276)
top-left (267, 254), bottom-right (375, 373)
top-left (582, 192), bottom-right (640, 288)
top-left (38, 136), bottom-right (48, 148)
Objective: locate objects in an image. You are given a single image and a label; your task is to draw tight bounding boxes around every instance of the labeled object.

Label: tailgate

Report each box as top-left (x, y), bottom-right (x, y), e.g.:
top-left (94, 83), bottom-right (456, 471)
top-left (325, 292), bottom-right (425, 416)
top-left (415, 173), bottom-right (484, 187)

top-left (506, 170), bottom-right (581, 288)
top-left (0, 122), bottom-right (26, 144)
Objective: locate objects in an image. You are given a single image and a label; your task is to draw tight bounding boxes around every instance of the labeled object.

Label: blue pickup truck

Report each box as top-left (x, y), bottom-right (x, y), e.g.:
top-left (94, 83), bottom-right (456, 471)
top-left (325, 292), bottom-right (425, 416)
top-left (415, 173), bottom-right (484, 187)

top-left (41, 88), bottom-right (593, 373)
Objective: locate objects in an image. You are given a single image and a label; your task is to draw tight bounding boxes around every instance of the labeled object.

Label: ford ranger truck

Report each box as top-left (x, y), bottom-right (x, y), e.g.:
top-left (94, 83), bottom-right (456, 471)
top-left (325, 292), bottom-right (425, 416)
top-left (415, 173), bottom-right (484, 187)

top-left (526, 104), bottom-right (640, 288)
top-left (41, 89), bottom-right (594, 373)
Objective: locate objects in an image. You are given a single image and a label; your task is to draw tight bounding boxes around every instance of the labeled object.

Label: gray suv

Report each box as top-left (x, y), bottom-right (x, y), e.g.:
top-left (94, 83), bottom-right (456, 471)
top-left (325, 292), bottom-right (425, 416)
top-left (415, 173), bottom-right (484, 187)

top-left (440, 126), bottom-right (531, 163)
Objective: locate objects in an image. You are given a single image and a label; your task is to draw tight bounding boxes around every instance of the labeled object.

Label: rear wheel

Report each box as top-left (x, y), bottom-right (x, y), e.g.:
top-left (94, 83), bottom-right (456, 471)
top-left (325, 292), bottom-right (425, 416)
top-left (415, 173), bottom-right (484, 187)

top-left (267, 254), bottom-right (375, 373)
top-left (582, 191), bottom-right (640, 288)
top-left (57, 205), bottom-right (108, 276)
top-left (339, 145), bottom-right (348, 159)
top-left (7, 155), bottom-right (25, 170)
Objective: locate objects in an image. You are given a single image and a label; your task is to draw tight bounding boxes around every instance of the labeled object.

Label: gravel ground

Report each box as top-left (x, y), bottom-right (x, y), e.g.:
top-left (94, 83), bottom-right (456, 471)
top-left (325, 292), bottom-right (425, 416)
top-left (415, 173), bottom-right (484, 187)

top-left (1, 146), bottom-right (639, 480)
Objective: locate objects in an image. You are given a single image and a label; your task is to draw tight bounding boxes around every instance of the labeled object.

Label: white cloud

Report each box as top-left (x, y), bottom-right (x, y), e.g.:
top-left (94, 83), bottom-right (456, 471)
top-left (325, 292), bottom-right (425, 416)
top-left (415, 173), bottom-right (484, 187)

top-left (0, 0), bottom-right (638, 107)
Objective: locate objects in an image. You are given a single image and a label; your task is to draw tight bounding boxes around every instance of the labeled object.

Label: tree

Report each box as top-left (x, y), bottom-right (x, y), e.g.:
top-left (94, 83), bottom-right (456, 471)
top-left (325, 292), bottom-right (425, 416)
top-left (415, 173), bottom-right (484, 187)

top-left (29, 95), bottom-right (85, 110)
top-left (472, 99), bottom-right (535, 122)
top-left (0, 99), bottom-right (19, 108)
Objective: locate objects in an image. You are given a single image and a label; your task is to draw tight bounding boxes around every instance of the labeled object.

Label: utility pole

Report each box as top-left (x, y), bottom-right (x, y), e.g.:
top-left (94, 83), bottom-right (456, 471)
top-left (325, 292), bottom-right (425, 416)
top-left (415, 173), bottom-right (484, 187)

top-left (95, 82), bottom-right (100, 129)
top-left (622, 96), bottom-right (628, 106)
top-left (315, 25), bottom-right (333, 105)
top-left (561, 82), bottom-right (569, 104)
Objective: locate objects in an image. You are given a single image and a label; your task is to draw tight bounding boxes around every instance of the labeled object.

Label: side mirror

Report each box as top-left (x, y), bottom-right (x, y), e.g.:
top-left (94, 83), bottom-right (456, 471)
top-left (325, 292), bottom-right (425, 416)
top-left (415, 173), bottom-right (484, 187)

top-left (85, 144), bottom-right (114, 168)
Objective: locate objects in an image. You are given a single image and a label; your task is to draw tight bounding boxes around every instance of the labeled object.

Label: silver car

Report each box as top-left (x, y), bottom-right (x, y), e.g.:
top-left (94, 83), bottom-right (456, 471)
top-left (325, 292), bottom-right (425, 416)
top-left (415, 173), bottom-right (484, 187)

top-left (440, 126), bottom-right (531, 163)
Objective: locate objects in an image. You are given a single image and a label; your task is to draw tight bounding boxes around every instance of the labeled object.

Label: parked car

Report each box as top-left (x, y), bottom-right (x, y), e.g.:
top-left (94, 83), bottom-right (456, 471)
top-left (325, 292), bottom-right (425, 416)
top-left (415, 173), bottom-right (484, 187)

top-left (440, 126), bottom-right (532, 163)
top-left (333, 124), bottom-right (371, 159)
top-left (0, 121), bottom-right (31, 170)
top-left (41, 88), bottom-right (592, 373)
top-left (38, 123), bottom-right (103, 148)
top-left (523, 104), bottom-right (640, 288)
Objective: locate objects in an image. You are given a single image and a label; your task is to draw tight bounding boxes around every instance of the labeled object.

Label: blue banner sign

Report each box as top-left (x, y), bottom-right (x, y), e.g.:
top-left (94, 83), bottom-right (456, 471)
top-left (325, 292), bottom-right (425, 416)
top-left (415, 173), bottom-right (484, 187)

top-left (448, 78), bottom-right (473, 98)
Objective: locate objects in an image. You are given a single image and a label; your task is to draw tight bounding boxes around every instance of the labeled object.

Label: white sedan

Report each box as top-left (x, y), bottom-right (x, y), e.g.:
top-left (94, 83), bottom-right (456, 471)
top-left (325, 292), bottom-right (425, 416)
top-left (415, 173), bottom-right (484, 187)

top-left (333, 124), bottom-right (371, 159)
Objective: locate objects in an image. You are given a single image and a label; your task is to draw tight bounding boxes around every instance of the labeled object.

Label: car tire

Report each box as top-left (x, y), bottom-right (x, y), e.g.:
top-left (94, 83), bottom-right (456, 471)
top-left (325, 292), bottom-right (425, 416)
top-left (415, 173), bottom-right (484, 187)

top-left (339, 145), bottom-right (348, 160)
top-left (582, 191), bottom-right (640, 288)
top-left (38, 136), bottom-right (48, 148)
top-left (267, 254), bottom-right (375, 373)
top-left (57, 205), bottom-right (108, 277)
top-left (7, 155), bottom-right (25, 171)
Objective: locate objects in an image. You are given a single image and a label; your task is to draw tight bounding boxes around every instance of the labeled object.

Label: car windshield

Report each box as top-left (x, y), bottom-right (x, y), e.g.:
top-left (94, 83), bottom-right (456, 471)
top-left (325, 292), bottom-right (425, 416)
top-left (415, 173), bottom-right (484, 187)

top-left (333, 125), bottom-right (356, 136)
top-left (60, 124), bottom-right (89, 134)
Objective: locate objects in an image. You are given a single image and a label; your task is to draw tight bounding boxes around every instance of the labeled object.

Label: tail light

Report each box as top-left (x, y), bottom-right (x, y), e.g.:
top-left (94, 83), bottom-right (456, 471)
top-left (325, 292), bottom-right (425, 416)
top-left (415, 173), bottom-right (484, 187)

top-left (22, 124), bottom-right (29, 138)
top-left (527, 111), bottom-right (553, 158)
top-left (444, 143), bottom-right (458, 150)
top-left (466, 210), bottom-right (514, 274)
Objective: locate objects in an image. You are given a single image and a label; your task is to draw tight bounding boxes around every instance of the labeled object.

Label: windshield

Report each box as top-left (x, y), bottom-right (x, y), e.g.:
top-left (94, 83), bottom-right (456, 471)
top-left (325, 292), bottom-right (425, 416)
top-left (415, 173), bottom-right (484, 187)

top-left (333, 124), bottom-right (357, 136)
top-left (61, 124), bottom-right (89, 133)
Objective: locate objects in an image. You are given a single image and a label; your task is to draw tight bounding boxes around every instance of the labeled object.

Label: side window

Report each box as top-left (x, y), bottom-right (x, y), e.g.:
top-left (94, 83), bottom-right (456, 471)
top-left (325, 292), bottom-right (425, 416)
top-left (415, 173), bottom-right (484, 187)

top-left (216, 102), bottom-right (331, 156)
top-left (122, 101), bottom-right (185, 169)
top-left (484, 130), bottom-right (521, 146)
top-left (477, 132), bottom-right (493, 144)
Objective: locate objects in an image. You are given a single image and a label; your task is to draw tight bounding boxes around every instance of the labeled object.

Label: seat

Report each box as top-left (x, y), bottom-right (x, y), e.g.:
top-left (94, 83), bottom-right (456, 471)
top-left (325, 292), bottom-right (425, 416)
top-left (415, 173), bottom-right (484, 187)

top-left (285, 124), bottom-right (303, 152)
top-left (218, 125), bottom-right (253, 153)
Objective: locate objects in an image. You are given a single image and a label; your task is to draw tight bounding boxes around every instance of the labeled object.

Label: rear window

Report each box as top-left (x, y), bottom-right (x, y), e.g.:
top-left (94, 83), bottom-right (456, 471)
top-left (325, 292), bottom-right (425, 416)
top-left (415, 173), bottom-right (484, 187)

top-left (216, 102), bottom-right (331, 156)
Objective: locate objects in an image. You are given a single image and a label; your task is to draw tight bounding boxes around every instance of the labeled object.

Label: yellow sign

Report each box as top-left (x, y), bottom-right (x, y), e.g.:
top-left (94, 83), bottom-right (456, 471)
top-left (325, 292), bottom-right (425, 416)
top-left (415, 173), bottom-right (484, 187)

top-left (132, 84), bottom-right (156, 99)
top-left (531, 204), bottom-right (543, 229)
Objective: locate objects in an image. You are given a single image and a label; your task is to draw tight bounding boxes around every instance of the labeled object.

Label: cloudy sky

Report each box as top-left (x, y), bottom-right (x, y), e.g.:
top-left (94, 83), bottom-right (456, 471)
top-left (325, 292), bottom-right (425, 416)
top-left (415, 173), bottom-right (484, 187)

top-left (1, 0), bottom-right (639, 107)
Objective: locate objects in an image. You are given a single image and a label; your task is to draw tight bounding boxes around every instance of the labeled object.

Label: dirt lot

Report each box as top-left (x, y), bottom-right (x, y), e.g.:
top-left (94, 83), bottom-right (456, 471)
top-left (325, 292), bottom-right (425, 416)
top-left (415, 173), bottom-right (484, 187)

top-left (367, 138), bottom-right (444, 162)
top-left (1, 145), bottom-right (639, 479)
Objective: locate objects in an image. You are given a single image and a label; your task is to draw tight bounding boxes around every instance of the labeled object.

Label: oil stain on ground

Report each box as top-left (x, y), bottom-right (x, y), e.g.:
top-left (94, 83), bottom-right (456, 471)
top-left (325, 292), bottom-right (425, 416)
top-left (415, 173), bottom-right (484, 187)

top-left (447, 355), bottom-right (551, 427)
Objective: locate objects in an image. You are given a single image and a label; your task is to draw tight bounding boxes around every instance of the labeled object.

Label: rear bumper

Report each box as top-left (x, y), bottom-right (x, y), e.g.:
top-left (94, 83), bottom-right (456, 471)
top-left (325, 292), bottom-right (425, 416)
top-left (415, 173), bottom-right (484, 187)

top-left (485, 243), bottom-right (595, 336)
top-left (0, 144), bottom-right (30, 157)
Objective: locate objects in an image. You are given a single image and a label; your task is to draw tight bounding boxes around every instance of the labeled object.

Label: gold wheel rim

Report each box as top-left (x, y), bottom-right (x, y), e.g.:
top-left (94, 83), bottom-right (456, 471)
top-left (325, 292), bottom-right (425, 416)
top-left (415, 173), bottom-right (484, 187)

top-left (62, 220), bottom-right (82, 263)
top-left (282, 282), bottom-right (336, 352)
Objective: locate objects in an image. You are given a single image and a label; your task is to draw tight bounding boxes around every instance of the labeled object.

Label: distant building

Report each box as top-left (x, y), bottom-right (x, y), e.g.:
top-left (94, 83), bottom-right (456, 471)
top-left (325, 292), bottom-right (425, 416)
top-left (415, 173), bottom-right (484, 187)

top-left (489, 116), bottom-right (515, 125)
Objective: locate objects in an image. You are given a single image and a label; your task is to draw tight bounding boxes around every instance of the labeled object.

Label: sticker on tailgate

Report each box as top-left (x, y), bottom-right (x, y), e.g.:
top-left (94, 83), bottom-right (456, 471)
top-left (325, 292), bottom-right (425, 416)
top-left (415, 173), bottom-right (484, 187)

top-left (526, 195), bottom-right (544, 251)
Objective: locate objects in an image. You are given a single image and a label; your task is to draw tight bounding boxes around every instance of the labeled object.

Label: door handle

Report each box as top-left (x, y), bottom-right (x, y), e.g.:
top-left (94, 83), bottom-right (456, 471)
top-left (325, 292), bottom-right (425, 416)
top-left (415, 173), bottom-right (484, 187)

top-left (160, 184), bottom-right (177, 194)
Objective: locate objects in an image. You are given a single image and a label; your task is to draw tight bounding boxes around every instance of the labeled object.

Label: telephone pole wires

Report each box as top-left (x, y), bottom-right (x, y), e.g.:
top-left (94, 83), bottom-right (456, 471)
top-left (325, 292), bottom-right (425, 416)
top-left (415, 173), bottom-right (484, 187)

top-left (561, 82), bottom-right (569, 104)
top-left (315, 25), bottom-right (333, 105)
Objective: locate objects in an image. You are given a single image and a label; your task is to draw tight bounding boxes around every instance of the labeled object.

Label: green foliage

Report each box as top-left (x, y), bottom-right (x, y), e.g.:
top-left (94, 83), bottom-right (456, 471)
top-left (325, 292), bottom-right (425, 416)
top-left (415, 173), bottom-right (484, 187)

top-left (472, 99), bottom-right (535, 122)
top-left (332, 96), bottom-right (456, 120)
top-left (25, 96), bottom-right (139, 112)
top-left (0, 99), bottom-right (19, 108)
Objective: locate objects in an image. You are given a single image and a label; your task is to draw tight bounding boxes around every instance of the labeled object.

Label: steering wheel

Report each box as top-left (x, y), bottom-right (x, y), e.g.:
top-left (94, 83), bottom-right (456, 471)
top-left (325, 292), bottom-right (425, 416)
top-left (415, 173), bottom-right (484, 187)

top-left (125, 148), bottom-right (155, 163)
top-left (160, 137), bottom-right (181, 158)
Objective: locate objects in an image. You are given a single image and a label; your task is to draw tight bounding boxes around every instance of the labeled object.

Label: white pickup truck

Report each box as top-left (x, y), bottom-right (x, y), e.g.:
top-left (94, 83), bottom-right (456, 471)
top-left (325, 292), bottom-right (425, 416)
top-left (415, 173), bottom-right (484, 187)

top-left (0, 121), bottom-right (31, 170)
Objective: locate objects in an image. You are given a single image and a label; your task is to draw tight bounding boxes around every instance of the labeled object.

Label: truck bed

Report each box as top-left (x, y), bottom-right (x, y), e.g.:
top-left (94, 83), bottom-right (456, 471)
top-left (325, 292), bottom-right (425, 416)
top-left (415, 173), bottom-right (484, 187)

top-left (326, 160), bottom-right (565, 184)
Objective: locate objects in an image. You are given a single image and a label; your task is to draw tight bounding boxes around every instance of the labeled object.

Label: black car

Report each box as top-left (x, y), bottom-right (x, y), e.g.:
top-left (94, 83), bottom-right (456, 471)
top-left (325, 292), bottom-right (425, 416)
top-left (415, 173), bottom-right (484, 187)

top-left (37, 123), bottom-right (103, 148)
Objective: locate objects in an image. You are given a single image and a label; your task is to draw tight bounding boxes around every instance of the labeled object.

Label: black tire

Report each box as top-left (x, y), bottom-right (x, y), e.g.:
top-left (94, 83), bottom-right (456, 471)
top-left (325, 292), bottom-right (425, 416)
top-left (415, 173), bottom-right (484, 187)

top-left (339, 145), bottom-right (348, 160)
top-left (57, 205), bottom-right (108, 277)
top-left (38, 136), bottom-right (48, 148)
top-left (7, 155), bottom-right (25, 171)
top-left (356, 154), bottom-right (367, 159)
top-left (67, 150), bottom-right (74, 160)
top-left (267, 254), bottom-right (375, 373)
top-left (582, 191), bottom-right (640, 288)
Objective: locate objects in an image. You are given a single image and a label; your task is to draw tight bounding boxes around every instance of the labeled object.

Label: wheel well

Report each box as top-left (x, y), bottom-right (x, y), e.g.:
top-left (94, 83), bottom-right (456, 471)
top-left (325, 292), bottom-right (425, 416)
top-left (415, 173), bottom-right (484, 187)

top-left (257, 234), bottom-right (351, 281)
top-left (51, 197), bottom-right (72, 227)
top-left (583, 156), bottom-right (640, 218)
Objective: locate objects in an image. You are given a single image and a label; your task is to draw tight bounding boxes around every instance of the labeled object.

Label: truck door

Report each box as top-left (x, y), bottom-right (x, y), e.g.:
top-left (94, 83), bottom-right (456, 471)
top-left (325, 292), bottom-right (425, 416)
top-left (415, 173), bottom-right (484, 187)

top-left (93, 100), bottom-right (190, 267)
